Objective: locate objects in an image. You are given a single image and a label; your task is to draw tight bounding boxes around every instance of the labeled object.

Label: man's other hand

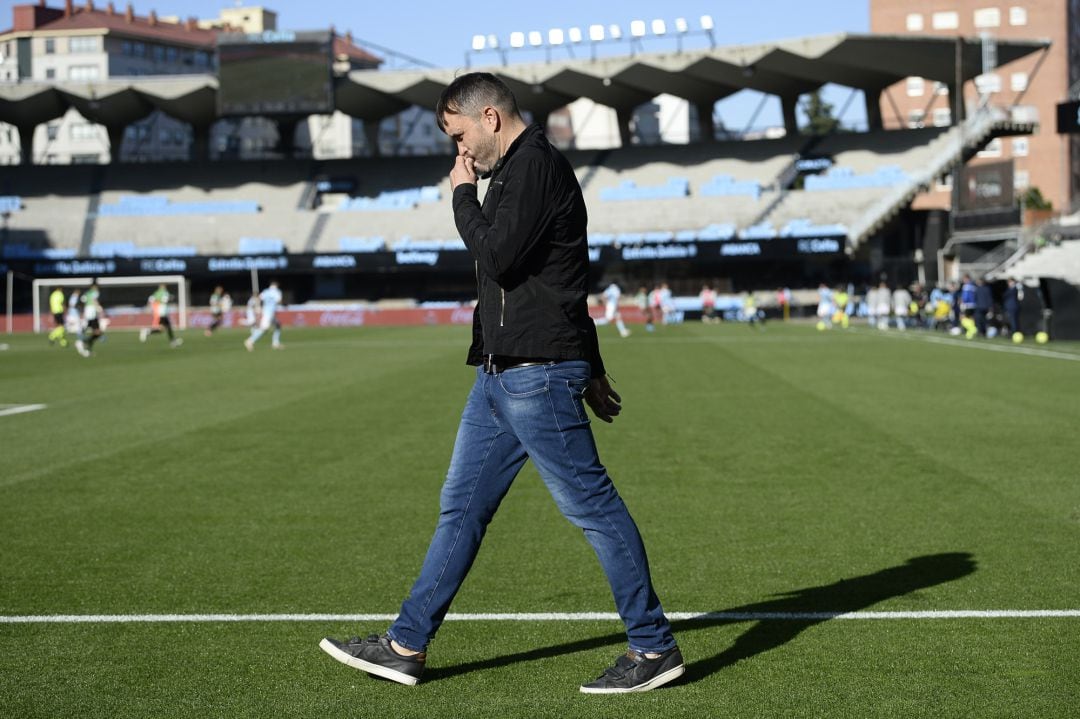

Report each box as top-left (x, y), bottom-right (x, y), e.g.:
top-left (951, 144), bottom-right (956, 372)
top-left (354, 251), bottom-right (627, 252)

top-left (585, 376), bottom-right (622, 423)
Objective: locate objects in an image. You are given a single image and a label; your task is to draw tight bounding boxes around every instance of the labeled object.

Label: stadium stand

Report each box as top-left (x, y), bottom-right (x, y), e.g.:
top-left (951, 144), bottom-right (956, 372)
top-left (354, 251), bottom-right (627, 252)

top-left (759, 107), bottom-right (1028, 249)
top-left (0, 108), bottom-right (1032, 261)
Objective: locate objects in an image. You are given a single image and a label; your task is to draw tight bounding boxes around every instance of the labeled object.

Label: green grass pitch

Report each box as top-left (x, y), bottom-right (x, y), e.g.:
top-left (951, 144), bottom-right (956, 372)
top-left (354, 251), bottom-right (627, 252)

top-left (1, 322), bottom-right (1078, 718)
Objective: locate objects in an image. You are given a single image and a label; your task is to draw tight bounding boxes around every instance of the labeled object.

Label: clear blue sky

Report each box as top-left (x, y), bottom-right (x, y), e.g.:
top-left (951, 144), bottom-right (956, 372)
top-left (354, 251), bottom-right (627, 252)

top-left (3, 0), bottom-right (873, 128)
top-left (161, 0), bottom-right (870, 66)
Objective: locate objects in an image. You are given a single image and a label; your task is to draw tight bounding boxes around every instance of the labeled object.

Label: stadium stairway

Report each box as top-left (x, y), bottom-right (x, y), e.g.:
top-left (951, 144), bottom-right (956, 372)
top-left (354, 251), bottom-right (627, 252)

top-left (990, 238), bottom-right (1080, 284)
top-left (755, 106), bottom-right (1035, 254)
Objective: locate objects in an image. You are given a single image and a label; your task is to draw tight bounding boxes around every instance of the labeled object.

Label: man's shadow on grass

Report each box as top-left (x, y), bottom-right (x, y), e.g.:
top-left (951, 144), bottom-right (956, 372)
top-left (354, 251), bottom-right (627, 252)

top-left (424, 552), bottom-right (976, 684)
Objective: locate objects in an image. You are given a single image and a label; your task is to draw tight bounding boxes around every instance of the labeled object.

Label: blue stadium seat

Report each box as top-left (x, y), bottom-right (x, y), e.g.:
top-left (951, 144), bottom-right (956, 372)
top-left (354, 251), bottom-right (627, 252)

top-left (600, 176), bottom-right (690, 201)
top-left (238, 237), bottom-right (285, 254)
top-left (339, 186), bottom-right (441, 211)
top-left (338, 236), bottom-right (385, 253)
top-left (699, 174), bottom-right (762, 200)
top-left (0, 195), bottom-right (23, 213)
top-left (98, 194), bottom-right (260, 216)
top-left (804, 165), bottom-right (911, 191)
top-left (739, 222), bottom-right (777, 240)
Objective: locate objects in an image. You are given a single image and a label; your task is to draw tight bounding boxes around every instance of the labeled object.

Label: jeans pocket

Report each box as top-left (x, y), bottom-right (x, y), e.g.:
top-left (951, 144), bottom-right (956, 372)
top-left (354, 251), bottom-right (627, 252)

top-left (498, 366), bottom-right (549, 397)
top-left (565, 377), bottom-right (590, 424)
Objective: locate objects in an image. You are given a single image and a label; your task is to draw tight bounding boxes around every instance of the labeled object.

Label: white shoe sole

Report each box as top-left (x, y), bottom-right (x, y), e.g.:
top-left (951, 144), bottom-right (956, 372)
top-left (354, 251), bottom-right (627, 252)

top-left (579, 663), bottom-right (685, 694)
top-left (318, 638), bottom-right (420, 686)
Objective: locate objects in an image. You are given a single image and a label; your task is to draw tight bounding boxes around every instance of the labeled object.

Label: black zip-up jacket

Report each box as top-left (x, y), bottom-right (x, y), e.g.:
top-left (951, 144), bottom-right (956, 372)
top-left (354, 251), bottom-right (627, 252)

top-left (452, 124), bottom-right (606, 378)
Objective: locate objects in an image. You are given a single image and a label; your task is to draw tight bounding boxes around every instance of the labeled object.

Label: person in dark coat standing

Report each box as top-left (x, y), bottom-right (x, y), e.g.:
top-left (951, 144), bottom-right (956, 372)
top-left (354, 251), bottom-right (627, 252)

top-left (1003, 278), bottom-right (1022, 336)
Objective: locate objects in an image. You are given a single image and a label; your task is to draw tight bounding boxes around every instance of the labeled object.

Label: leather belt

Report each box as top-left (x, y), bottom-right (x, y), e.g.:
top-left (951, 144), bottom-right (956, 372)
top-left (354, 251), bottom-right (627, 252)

top-left (483, 355), bottom-right (553, 374)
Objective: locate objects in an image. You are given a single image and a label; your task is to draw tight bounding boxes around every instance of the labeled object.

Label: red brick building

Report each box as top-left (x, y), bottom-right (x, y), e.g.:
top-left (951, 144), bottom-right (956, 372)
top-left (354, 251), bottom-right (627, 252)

top-left (871, 0), bottom-right (1079, 215)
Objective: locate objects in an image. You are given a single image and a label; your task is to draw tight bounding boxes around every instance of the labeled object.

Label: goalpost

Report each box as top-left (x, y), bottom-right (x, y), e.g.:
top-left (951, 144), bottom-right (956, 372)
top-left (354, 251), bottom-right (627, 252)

top-left (31, 275), bottom-right (188, 333)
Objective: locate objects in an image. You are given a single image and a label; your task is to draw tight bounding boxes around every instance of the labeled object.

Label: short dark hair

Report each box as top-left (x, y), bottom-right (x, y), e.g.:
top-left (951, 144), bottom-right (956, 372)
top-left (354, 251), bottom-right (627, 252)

top-left (435, 72), bottom-right (521, 132)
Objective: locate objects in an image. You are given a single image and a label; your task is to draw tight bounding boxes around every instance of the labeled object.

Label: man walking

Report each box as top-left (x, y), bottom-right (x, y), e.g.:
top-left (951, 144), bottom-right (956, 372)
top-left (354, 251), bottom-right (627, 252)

top-left (319, 73), bottom-right (683, 694)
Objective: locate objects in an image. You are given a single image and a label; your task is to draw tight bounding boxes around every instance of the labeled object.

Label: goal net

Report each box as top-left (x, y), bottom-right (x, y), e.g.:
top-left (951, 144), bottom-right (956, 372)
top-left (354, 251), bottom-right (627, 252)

top-left (31, 275), bottom-right (188, 333)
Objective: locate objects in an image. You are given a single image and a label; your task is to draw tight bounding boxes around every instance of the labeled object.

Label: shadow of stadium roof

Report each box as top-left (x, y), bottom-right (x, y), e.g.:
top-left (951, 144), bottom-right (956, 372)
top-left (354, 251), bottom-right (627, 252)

top-left (0, 32), bottom-right (1050, 129)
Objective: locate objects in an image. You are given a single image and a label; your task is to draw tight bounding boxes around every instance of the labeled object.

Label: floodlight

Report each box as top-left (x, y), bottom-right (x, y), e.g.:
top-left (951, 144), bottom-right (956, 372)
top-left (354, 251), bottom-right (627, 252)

top-left (675, 17), bottom-right (688, 33)
top-left (510, 31), bottom-right (525, 48)
top-left (471, 34), bottom-right (486, 51)
top-left (487, 34), bottom-right (499, 49)
top-left (568, 27), bottom-right (583, 43)
top-left (549, 28), bottom-right (565, 45)
top-left (528, 30), bottom-right (543, 47)
top-left (589, 24), bottom-right (605, 41)
top-left (609, 24), bottom-right (622, 40)
top-left (700, 15), bottom-right (714, 31)
top-left (651, 19), bottom-right (667, 35)
top-left (630, 20), bottom-right (646, 37)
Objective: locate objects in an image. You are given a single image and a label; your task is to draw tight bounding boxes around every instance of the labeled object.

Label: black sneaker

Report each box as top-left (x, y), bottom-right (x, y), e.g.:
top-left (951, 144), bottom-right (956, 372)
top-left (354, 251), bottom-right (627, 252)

top-left (579, 646), bottom-right (685, 694)
top-left (319, 634), bottom-right (426, 686)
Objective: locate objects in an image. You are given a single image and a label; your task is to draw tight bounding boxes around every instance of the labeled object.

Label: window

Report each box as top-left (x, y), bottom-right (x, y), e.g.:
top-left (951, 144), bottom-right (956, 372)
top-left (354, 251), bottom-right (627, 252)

top-left (122, 41), bottom-right (132, 55)
top-left (977, 138), bottom-right (1002, 157)
top-left (152, 45), bottom-right (165, 61)
top-left (46, 123), bottom-right (59, 141)
top-left (71, 154), bottom-right (100, 164)
top-left (70, 122), bottom-right (97, 141)
top-left (1011, 105), bottom-right (1039, 123)
top-left (68, 65), bottom-right (100, 81)
top-left (45, 68), bottom-right (55, 79)
top-left (133, 42), bottom-right (146, 57)
top-left (975, 73), bottom-right (1002, 94)
top-left (69, 36), bottom-right (97, 53)
top-left (1014, 170), bottom-right (1029, 189)
top-left (1010, 72), bottom-right (1028, 92)
top-left (1012, 137), bottom-right (1029, 157)
top-left (974, 8), bottom-right (1001, 28)
top-left (935, 82), bottom-right (949, 96)
top-left (1009, 7), bottom-right (1028, 25)
top-left (44, 38), bottom-right (55, 54)
top-left (932, 12), bottom-right (959, 29)
top-left (906, 77), bottom-right (925, 97)
top-left (908, 109), bottom-right (926, 128)
top-left (166, 47), bottom-right (178, 63)
top-left (932, 108), bottom-right (952, 127)
top-left (906, 13), bottom-right (924, 31)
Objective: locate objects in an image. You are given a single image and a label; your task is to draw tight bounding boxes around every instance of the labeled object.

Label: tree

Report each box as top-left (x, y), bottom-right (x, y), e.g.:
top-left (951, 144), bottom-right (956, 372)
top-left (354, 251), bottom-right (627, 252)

top-left (801, 90), bottom-right (840, 136)
top-left (1020, 186), bottom-right (1052, 210)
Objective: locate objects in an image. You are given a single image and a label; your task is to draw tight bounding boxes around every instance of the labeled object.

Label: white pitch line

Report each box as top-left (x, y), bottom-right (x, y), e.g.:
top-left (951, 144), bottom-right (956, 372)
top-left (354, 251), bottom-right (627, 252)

top-left (2, 610), bottom-right (1080, 624)
top-left (854, 328), bottom-right (1080, 361)
top-left (0, 403), bottom-right (47, 418)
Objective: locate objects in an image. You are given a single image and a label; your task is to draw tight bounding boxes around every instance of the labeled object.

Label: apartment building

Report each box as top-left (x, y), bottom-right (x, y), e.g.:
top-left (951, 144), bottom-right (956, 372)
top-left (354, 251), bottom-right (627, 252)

top-left (0, 1), bottom-right (218, 163)
top-left (0, 2), bottom-right (432, 164)
top-left (871, 0), bottom-right (1079, 214)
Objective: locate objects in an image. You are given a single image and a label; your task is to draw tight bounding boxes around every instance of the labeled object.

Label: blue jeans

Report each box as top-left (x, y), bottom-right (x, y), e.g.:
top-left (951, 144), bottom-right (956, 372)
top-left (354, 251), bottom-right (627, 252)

top-left (388, 360), bottom-right (676, 654)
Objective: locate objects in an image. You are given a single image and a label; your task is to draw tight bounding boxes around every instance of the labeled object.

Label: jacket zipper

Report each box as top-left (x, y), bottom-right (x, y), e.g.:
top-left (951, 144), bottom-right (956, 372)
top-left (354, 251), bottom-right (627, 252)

top-left (500, 288), bottom-right (506, 327)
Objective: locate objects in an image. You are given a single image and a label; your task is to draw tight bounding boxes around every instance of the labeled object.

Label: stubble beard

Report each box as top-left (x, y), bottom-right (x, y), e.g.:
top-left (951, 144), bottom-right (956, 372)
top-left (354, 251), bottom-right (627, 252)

top-left (472, 132), bottom-right (499, 174)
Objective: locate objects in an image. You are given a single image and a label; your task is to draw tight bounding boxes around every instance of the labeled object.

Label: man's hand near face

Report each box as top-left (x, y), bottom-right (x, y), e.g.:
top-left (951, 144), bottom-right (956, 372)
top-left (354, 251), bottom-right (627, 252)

top-left (450, 155), bottom-right (477, 190)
